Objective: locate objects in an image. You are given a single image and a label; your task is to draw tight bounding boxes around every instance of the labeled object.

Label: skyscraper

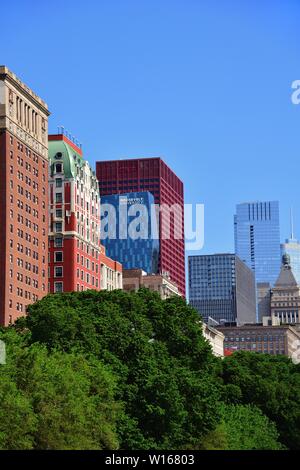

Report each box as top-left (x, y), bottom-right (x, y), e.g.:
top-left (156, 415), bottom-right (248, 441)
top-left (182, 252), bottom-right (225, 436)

top-left (234, 201), bottom-right (281, 285)
top-left (280, 209), bottom-right (300, 284)
top-left (0, 67), bottom-right (50, 325)
top-left (188, 254), bottom-right (256, 325)
top-left (48, 132), bottom-right (122, 294)
top-left (96, 157), bottom-right (185, 295)
top-left (100, 191), bottom-right (159, 273)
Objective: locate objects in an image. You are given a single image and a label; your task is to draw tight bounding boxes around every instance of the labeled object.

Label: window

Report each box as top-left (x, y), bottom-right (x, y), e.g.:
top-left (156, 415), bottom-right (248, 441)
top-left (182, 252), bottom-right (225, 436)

top-left (55, 222), bottom-right (62, 232)
top-left (54, 251), bottom-right (63, 262)
top-left (55, 193), bottom-right (63, 203)
top-left (54, 237), bottom-right (63, 247)
top-left (54, 266), bottom-right (63, 278)
top-left (56, 178), bottom-right (62, 188)
top-left (56, 209), bottom-right (63, 218)
top-left (54, 282), bottom-right (63, 293)
top-left (55, 163), bottom-right (63, 173)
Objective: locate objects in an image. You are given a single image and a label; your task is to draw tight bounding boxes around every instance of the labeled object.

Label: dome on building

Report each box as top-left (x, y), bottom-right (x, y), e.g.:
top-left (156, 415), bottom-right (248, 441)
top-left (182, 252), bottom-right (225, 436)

top-left (282, 253), bottom-right (291, 266)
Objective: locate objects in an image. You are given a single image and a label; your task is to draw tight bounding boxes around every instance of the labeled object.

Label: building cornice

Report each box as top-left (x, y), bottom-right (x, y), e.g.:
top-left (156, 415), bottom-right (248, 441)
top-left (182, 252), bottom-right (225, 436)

top-left (0, 66), bottom-right (50, 116)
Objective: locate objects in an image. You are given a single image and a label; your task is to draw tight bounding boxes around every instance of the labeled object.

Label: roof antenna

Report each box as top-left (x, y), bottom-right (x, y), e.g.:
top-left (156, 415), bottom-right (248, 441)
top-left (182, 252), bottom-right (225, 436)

top-left (290, 207), bottom-right (295, 240)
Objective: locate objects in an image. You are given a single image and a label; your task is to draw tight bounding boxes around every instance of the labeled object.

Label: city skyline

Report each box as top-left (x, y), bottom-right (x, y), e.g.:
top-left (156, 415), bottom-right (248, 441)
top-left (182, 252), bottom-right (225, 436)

top-left (1, 1), bottom-right (300, 455)
top-left (2, 1), bottom-right (300, 260)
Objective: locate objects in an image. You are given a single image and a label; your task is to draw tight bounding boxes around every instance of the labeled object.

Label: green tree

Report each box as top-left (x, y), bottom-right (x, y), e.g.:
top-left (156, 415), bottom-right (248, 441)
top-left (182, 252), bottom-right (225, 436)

top-left (23, 289), bottom-right (221, 449)
top-left (0, 328), bottom-right (121, 450)
top-left (220, 351), bottom-right (300, 449)
top-left (0, 375), bottom-right (37, 450)
top-left (220, 404), bottom-right (283, 450)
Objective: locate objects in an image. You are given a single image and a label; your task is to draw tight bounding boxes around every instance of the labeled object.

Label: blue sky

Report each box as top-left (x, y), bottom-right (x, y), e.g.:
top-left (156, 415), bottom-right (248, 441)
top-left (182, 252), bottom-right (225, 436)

top-left (2, 0), bottom-right (300, 257)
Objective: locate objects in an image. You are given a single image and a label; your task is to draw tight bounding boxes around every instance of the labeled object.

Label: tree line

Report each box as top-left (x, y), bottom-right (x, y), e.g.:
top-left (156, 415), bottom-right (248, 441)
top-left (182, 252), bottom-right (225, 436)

top-left (0, 289), bottom-right (299, 450)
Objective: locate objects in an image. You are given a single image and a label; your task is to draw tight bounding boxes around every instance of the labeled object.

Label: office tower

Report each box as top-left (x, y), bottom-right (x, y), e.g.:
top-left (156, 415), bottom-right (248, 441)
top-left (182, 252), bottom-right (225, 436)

top-left (100, 191), bottom-right (159, 274)
top-left (234, 201), bottom-right (281, 285)
top-left (96, 158), bottom-right (185, 295)
top-left (188, 253), bottom-right (256, 325)
top-left (0, 67), bottom-right (49, 325)
top-left (270, 254), bottom-right (300, 325)
top-left (280, 209), bottom-right (300, 283)
top-left (48, 132), bottom-right (122, 294)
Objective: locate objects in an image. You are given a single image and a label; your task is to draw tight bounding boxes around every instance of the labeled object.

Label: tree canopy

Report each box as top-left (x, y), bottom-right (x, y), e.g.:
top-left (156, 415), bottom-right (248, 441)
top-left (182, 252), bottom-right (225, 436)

top-left (0, 288), bottom-right (297, 449)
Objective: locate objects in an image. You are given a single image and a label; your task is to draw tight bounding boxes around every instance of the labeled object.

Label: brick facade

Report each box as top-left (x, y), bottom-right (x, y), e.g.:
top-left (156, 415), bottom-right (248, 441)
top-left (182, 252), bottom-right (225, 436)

top-left (0, 66), bottom-right (49, 325)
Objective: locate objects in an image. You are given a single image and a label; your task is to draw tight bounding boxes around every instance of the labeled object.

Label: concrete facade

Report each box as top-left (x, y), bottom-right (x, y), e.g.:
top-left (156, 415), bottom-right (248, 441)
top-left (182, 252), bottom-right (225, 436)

top-left (202, 323), bottom-right (225, 357)
top-left (257, 282), bottom-right (271, 322)
top-left (0, 66), bottom-right (50, 325)
top-left (122, 268), bottom-right (180, 299)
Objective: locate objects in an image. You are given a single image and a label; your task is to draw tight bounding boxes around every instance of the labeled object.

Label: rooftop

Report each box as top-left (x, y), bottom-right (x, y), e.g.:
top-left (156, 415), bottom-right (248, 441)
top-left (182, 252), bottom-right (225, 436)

top-left (0, 65), bottom-right (49, 113)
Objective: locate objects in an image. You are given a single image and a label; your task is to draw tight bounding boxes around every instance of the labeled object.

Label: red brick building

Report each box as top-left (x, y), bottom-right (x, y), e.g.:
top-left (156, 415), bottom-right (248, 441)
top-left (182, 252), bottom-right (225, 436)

top-left (0, 66), bottom-right (50, 325)
top-left (48, 133), bottom-right (122, 294)
top-left (96, 157), bottom-right (185, 296)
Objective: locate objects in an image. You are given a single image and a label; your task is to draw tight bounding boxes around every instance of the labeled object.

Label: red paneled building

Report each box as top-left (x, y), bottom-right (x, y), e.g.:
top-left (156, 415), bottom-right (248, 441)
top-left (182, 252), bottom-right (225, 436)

top-left (96, 157), bottom-right (185, 296)
top-left (48, 133), bottom-right (122, 294)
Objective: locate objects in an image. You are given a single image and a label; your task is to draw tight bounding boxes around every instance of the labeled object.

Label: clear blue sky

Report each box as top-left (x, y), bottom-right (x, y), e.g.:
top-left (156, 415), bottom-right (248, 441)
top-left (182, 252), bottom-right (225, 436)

top-left (2, 0), bottom-right (300, 256)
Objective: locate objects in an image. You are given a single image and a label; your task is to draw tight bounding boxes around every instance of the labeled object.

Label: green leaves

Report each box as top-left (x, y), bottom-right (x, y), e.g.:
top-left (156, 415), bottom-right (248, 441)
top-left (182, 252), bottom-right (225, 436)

top-left (220, 351), bottom-right (300, 449)
top-left (2, 290), bottom-right (299, 450)
top-left (23, 289), bottom-right (220, 449)
top-left (0, 330), bottom-right (121, 450)
top-left (220, 404), bottom-right (284, 450)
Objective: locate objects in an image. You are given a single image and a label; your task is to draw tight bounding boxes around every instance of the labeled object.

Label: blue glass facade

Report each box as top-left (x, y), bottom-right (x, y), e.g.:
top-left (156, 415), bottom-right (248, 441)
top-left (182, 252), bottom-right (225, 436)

top-left (234, 201), bottom-right (281, 286)
top-left (281, 238), bottom-right (300, 284)
top-left (100, 191), bottom-right (159, 273)
top-left (188, 254), bottom-right (256, 325)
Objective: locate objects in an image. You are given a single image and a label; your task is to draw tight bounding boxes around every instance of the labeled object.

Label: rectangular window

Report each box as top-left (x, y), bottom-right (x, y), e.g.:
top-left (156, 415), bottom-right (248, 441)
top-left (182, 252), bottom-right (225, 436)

top-left (55, 222), bottom-right (62, 232)
top-left (55, 178), bottom-right (63, 188)
top-left (54, 237), bottom-right (63, 247)
top-left (54, 266), bottom-right (63, 278)
top-left (55, 193), bottom-right (63, 203)
top-left (54, 282), bottom-right (63, 293)
top-left (54, 251), bottom-right (63, 262)
top-left (56, 209), bottom-right (63, 218)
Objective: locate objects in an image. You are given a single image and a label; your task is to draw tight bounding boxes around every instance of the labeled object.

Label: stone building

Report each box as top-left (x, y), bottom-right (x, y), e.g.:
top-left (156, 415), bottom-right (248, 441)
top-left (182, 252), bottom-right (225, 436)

top-left (217, 323), bottom-right (300, 358)
top-left (122, 268), bottom-right (180, 299)
top-left (270, 254), bottom-right (300, 325)
top-left (202, 323), bottom-right (225, 357)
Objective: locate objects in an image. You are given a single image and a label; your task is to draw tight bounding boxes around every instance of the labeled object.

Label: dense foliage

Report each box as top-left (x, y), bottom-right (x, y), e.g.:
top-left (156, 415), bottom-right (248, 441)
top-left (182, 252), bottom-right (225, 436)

top-left (0, 288), bottom-right (299, 449)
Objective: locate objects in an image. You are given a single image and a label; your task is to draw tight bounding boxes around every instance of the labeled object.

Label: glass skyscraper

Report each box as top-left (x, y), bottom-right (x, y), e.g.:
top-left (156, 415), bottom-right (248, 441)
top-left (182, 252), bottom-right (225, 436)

top-left (234, 201), bottom-right (281, 286)
top-left (96, 157), bottom-right (185, 295)
top-left (281, 238), bottom-right (300, 284)
top-left (188, 254), bottom-right (256, 325)
top-left (100, 191), bottom-right (159, 274)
